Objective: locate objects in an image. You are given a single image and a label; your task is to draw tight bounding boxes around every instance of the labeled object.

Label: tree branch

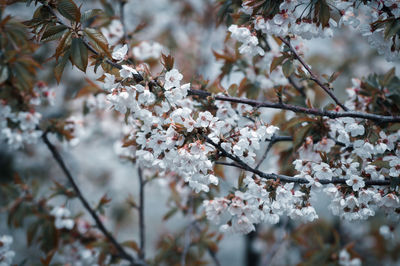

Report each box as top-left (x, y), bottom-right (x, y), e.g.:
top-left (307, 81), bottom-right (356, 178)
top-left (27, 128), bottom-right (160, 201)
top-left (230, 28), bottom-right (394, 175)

top-left (278, 36), bottom-right (348, 111)
top-left (42, 132), bottom-right (142, 265)
top-left (188, 89), bottom-right (400, 123)
top-left (137, 167), bottom-right (146, 261)
top-left (255, 134), bottom-right (280, 170)
top-left (205, 135), bottom-right (390, 186)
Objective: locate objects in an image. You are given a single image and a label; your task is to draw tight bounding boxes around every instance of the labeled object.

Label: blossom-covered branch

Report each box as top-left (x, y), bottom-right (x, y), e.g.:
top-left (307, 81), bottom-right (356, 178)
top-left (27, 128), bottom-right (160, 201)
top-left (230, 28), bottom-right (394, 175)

top-left (205, 135), bottom-right (391, 186)
top-left (188, 89), bottom-right (400, 123)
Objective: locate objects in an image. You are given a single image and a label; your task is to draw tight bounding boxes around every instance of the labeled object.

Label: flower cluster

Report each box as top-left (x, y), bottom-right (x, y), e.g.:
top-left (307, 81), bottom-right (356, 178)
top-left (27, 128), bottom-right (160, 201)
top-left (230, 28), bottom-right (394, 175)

top-left (0, 235), bottom-right (15, 266)
top-left (250, 1), bottom-right (336, 40)
top-left (0, 101), bottom-right (42, 150)
top-left (339, 248), bottom-right (361, 266)
top-left (204, 175), bottom-right (318, 234)
top-left (228, 25), bottom-right (265, 56)
top-left (133, 41), bottom-right (163, 61)
top-left (239, 0), bottom-right (400, 61)
top-left (51, 206), bottom-right (75, 230)
top-left (101, 20), bottom-right (124, 46)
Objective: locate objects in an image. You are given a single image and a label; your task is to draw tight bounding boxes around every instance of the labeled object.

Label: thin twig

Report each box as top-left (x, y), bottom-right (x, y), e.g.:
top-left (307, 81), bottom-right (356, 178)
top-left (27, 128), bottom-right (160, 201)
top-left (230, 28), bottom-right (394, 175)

top-left (278, 36), bottom-right (348, 111)
top-left (255, 135), bottom-right (293, 170)
top-left (280, 38), bottom-right (341, 103)
top-left (255, 135), bottom-right (277, 170)
top-left (137, 167), bottom-right (146, 260)
top-left (42, 132), bottom-right (141, 265)
top-left (205, 135), bottom-right (390, 186)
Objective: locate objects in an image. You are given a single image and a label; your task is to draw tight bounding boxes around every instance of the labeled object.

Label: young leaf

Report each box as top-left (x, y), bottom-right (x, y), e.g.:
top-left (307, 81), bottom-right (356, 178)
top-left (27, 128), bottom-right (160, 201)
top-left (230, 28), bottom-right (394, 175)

top-left (70, 38), bottom-right (88, 72)
top-left (54, 50), bottom-right (70, 83)
top-left (57, 0), bottom-right (80, 22)
top-left (161, 53), bottom-right (174, 71)
top-left (83, 28), bottom-right (111, 57)
top-left (270, 55), bottom-right (286, 73)
top-left (81, 9), bottom-right (103, 23)
top-left (282, 60), bottom-right (295, 78)
top-left (41, 25), bottom-right (68, 42)
top-left (55, 31), bottom-right (72, 60)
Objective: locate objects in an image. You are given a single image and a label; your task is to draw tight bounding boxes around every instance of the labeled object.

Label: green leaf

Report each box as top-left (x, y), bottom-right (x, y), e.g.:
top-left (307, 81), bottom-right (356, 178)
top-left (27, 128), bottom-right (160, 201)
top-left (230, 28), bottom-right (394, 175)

top-left (81, 9), bottom-right (103, 23)
top-left (27, 220), bottom-right (41, 246)
top-left (381, 67), bottom-right (395, 87)
top-left (384, 19), bottom-right (400, 40)
top-left (54, 50), bottom-right (70, 83)
top-left (270, 55), bottom-right (286, 73)
top-left (390, 177), bottom-right (400, 189)
top-left (55, 30), bottom-right (72, 60)
top-left (319, 1), bottom-right (331, 28)
top-left (57, 0), bottom-right (80, 22)
top-left (282, 60), bottom-right (295, 78)
top-left (292, 124), bottom-right (312, 150)
top-left (238, 170), bottom-right (246, 189)
top-left (83, 28), bottom-right (110, 57)
top-left (228, 84), bottom-right (238, 96)
top-left (100, 0), bottom-right (115, 16)
top-left (41, 25), bottom-right (68, 42)
top-left (328, 72), bottom-right (341, 83)
top-left (163, 207), bottom-right (178, 221)
top-left (121, 241), bottom-right (140, 252)
top-left (70, 38), bottom-right (88, 72)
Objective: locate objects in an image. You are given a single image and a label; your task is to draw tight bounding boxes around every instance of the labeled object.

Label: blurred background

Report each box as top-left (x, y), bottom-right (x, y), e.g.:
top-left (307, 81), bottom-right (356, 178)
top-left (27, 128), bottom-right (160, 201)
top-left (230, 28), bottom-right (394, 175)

top-left (1, 0), bottom-right (400, 265)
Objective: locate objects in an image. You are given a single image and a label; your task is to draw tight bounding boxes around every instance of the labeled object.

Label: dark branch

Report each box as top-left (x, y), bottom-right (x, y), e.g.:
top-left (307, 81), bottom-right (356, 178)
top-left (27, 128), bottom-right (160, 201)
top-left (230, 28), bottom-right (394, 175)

top-left (188, 89), bottom-right (400, 123)
top-left (137, 167), bottom-right (146, 260)
top-left (255, 134), bottom-right (279, 170)
top-left (205, 135), bottom-right (390, 186)
top-left (42, 132), bottom-right (142, 265)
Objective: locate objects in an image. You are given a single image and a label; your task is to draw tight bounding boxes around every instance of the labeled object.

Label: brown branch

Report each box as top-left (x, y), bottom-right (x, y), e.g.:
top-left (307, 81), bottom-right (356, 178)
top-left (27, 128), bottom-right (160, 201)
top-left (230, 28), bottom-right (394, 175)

top-left (137, 167), bottom-right (146, 261)
top-left (278, 36), bottom-right (348, 111)
top-left (188, 89), bottom-right (400, 123)
top-left (205, 135), bottom-right (390, 186)
top-left (42, 132), bottom-right (143, 266)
